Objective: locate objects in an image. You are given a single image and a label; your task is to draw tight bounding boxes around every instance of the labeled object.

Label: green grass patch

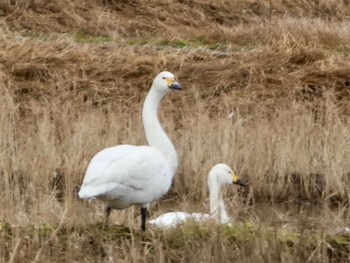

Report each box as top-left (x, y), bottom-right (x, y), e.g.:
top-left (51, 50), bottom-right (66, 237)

top-left (328, 234), bottom-right (350, 248)
top-left (125, 37), bottom-right (231, 51)
top-left (72, 32), bottom-right (113, 43)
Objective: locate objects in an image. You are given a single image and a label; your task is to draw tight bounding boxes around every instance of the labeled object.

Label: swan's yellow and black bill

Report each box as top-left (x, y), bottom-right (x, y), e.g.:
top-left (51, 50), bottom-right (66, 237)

top-left (166, 78), bottom-right (182, 90)
top-left (232, 173), bottom-right (248, 187)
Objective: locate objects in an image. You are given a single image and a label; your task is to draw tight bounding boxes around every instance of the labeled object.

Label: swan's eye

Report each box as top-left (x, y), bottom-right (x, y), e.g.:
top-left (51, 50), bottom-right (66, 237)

top-left (162, 77), bottom-right (166, 79)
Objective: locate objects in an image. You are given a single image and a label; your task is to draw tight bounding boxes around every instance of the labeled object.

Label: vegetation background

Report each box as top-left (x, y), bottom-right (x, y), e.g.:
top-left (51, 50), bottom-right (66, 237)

top-left (0, 0), bottom-right (349, 262)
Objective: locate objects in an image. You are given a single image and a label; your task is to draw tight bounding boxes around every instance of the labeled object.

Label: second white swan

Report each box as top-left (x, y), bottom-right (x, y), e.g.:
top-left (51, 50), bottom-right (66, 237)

top-left (149, 163), bottom-right (247, 228)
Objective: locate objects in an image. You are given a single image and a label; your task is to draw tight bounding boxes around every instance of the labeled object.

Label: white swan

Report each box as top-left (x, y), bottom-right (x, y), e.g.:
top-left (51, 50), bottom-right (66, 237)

top-left (149, 163), bottom-right (247, 228)
top-left (78, 71), bottom-right (182, 231)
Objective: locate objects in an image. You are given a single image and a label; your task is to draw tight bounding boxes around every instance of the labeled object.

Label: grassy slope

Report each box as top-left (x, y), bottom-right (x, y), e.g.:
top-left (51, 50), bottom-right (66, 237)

top-left (0, 0), bottom-right (350, 262)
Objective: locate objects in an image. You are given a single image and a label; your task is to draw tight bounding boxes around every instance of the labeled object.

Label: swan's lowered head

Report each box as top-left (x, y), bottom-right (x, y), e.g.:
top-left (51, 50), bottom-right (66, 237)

top-left (208, 163), bottom-right (247, 187)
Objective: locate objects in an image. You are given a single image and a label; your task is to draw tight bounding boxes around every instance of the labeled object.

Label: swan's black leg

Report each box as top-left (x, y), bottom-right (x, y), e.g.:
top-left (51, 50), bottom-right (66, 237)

top-left (141, 207), bottom-right (147, 231)
top-left (104, 206), bottom-right (111, 226)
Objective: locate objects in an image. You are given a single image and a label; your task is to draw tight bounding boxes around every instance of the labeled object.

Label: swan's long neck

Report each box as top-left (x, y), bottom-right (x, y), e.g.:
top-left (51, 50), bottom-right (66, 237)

top-left (209, 175), bottom-right (230, 224)
top-left (142, 86), bottom-right (178, 177)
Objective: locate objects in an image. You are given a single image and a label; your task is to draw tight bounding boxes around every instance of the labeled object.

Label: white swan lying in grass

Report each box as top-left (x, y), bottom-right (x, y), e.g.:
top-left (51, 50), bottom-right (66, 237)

top-left (78, 71), bottom-right (182, 231)
top-left (149, 163), bottom-right (247, 228)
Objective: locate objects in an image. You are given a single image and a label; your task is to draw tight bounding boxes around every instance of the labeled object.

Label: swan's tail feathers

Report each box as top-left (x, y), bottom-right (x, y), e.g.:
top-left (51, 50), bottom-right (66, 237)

top-left (78, 185), bottom-right (107, 199)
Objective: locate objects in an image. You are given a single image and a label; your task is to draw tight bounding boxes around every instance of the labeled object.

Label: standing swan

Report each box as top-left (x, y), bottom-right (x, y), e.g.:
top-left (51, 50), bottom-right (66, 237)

top-left (149, 163), bottom-right (247, 228)
top-left (78, 71), bottom-right (182, 231)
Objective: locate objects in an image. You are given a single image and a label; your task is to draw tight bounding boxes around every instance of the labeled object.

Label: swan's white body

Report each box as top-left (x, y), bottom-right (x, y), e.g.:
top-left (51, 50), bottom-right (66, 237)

top-left (78, 71), bottom-right (182, 230)
top-left (149, 163), bottom-right (244, 228)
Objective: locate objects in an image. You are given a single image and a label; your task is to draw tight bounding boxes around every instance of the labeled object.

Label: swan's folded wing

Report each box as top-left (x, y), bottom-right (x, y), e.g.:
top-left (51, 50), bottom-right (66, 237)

top-left (78, 145), bottom-right (143, 198)
top-left (81, 145), bottom-right (137, 185)
top-left (78, 145), bottom-right (171, 199)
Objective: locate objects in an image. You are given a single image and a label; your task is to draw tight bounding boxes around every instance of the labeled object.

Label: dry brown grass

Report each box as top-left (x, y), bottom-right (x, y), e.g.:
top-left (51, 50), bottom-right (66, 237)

top-left (0, 0), bottom-right (350, 262)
